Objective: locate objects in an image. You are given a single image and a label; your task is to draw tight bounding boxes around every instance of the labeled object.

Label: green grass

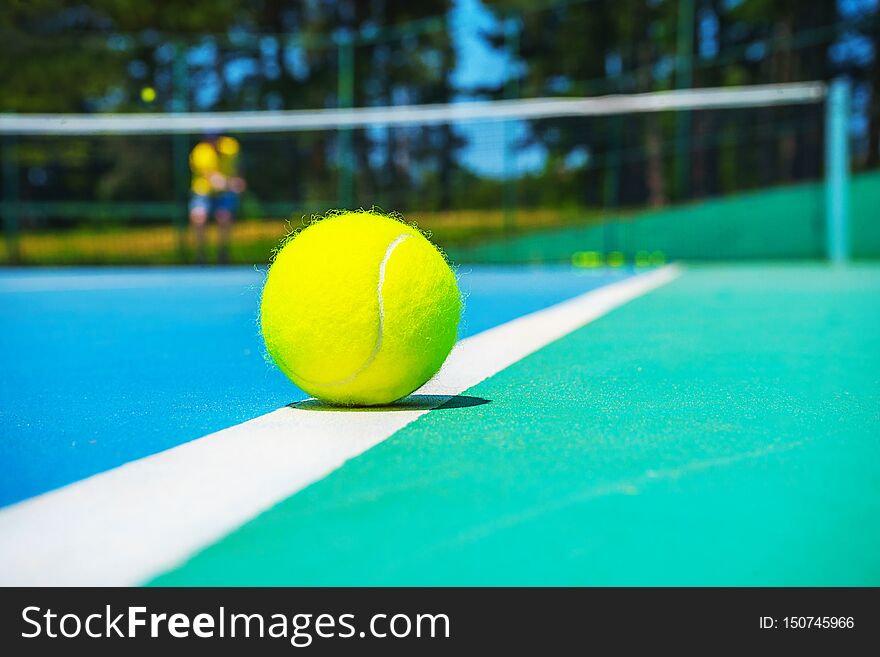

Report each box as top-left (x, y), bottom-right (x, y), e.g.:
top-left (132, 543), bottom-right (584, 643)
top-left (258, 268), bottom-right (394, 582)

top-left (0, 208), bottom-right (604, 266)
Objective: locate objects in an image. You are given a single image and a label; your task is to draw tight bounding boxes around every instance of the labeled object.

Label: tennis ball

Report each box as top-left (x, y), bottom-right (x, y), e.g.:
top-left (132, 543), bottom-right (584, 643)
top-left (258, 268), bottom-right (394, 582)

top-left (260, 210), bottom-right (461, 406)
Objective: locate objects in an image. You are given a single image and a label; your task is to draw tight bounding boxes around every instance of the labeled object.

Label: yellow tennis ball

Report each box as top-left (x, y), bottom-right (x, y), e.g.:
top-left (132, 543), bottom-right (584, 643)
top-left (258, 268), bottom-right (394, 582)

top-left (260, 210), bottom-right (461, 406)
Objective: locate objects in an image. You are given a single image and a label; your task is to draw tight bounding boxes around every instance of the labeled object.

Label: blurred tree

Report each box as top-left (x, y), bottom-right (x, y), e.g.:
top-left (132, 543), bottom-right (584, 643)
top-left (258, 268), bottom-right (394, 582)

top-left (479, 0), bottom-right (876, 209)
top-left (0, 0), bottom-right (459, 215)
top-left (870, 50), bottom-right (880, 168)
top-left (0, 0), bottom-right (877, 232)
top-left (480, 0), bottom-right (676, 208)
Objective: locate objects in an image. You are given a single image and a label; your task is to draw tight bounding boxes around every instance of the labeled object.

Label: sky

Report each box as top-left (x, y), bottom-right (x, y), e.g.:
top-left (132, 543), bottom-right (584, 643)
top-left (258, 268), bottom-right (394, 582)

top-left (449, 0), bottom-right (546, 177)
top-left (449, 0), bottom-right (510, 91)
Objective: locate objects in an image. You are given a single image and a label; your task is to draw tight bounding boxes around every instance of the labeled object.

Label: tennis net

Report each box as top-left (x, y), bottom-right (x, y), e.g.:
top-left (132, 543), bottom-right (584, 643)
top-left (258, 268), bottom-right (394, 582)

top-left (1, 81), bottom-right (862, 265)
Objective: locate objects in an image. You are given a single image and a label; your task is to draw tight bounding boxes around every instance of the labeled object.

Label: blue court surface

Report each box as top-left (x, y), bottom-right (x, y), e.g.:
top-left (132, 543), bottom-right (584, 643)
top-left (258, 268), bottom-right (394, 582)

top-left (0, 266), bottom-right (630, 507)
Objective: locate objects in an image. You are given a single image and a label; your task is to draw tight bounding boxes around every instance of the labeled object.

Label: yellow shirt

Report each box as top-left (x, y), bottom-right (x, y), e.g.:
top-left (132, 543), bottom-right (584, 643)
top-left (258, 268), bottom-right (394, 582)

top-left (190, 137), bottom-right (240, 194)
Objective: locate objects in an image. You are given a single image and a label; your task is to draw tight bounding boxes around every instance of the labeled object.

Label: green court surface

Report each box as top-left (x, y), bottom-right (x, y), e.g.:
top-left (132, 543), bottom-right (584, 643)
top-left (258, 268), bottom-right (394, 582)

top-left (152, 265), bottom-right (880, 586)
top-left (446, 170), bottom-right (880, 264)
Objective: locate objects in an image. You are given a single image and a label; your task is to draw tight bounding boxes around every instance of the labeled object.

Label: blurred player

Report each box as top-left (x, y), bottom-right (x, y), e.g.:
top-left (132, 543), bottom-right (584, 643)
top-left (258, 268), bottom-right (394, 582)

top-left (189, 133), bottom-right (246, 264)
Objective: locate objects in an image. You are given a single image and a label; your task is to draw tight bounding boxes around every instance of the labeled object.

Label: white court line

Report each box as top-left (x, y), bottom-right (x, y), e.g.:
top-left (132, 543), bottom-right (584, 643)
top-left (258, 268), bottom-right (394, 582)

top-left (0, 265), bottom-right (680, 586)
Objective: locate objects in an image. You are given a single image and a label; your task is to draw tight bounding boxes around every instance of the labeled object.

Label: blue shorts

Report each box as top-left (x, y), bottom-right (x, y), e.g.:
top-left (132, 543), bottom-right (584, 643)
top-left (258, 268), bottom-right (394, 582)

top-left (189, 192), bottom-right (239, 215)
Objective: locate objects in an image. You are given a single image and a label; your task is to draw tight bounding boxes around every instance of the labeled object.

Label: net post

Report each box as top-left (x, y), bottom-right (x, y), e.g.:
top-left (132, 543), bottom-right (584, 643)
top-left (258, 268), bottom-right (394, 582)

top-left (674, 0), bottom-right (695, 201)
top-left (603, 75), bottom-right (623, 266)
top-left (337, 32), bottom-right (355, 210)
top-left (502, 14), bottom-right (520, 232)
top-left (171, 42), bottom-right (189, 261)
top-left (1, 134), bottom-right (20, 264)
top-left (825, 78), bottom-right (850, 264)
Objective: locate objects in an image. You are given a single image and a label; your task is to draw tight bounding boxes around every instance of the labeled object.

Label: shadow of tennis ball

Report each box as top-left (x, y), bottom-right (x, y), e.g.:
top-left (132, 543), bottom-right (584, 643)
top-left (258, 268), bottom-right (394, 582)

top-left (290, 394), bottom-right (491, 412)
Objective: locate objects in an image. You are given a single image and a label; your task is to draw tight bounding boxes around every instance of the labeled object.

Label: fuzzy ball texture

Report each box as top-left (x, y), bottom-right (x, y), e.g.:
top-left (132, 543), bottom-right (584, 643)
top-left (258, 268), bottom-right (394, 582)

top-left (260, 210), bottom-right (461, 406)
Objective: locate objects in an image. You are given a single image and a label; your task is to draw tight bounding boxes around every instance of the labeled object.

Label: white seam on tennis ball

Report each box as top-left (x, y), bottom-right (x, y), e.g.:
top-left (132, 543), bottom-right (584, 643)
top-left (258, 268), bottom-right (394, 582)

top-left (290, 233), bottom-right (413, 388)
